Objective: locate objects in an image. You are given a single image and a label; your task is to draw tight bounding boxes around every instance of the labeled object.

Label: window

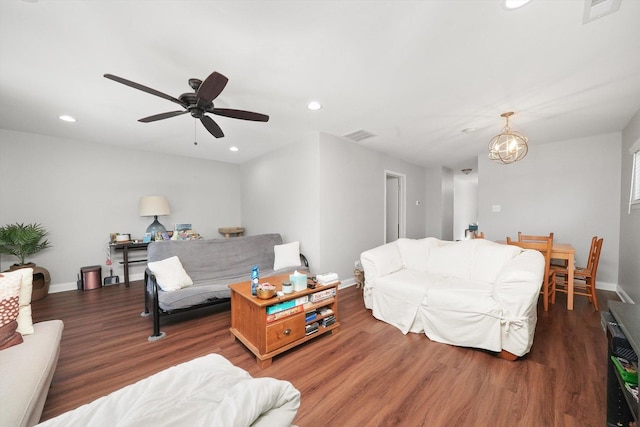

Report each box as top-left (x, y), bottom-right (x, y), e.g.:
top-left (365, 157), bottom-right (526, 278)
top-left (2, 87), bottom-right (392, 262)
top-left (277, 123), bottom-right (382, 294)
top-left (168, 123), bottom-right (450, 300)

top-left (630, 150), bottom-right (640, 212)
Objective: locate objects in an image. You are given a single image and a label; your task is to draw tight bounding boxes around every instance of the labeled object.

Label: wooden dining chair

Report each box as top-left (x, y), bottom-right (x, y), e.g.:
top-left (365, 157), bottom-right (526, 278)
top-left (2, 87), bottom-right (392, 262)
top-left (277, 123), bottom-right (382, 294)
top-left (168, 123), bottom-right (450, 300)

top-left (475, 231), bottom-right (485, 239)
top-left (507, 232), bottom-right (554, 311)
top-left (553, 237), bottom-right (603, 311)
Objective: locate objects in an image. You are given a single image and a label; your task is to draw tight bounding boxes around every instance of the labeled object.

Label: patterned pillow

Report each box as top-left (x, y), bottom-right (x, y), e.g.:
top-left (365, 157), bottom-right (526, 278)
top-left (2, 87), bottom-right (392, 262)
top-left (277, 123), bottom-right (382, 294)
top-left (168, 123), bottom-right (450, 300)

top-left (0, 272), bottom-right (24, 350)
top-left (10, 268), bottom-right (34, 335)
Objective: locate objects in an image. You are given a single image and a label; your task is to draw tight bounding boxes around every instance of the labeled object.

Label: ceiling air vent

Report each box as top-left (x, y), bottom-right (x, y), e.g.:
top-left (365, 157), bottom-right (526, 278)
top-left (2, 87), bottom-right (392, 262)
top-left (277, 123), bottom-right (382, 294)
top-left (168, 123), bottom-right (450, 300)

top-left (343, 129), bottom-right (376, 142)
top-left (583, 0), bottom-right (621, 23)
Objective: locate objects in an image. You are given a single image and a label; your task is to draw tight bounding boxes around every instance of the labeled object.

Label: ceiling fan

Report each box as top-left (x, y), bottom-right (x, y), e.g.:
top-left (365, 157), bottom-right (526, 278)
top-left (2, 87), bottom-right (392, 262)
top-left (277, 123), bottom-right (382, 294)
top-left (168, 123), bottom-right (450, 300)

top-left (103, 71), bottom-right (269, 138)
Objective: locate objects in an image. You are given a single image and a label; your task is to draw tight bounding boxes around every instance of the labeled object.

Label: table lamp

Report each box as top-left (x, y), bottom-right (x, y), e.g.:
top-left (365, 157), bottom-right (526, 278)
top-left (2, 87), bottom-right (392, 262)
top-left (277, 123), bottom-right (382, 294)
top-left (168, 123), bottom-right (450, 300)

top-left (139, 196), bottom-right (171, 240)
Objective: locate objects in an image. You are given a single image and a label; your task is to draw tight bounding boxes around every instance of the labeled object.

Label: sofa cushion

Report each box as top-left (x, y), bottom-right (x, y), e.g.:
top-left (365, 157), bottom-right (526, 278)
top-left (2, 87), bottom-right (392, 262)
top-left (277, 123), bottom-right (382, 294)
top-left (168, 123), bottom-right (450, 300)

top-left (469, 240), bottom-right (521, 283)
top-left (0, 272), bottom-right (23, 350)
top-left (147, 256), bottom-right (193, 291)
top-left (424, 240), bottom-right (475, 279)
top-left (273, 241), bottom-right (301, 271)
top-left (396, 238), bottom-right (430, 271)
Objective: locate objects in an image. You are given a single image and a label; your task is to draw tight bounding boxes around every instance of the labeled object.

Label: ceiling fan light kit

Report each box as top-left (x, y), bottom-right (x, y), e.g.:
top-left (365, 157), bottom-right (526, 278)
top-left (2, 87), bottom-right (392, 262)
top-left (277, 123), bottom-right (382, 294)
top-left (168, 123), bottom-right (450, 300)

top-left (103, 71), bottom-right (269, 139)
top-left (488, 112), bottom-right (528, 164)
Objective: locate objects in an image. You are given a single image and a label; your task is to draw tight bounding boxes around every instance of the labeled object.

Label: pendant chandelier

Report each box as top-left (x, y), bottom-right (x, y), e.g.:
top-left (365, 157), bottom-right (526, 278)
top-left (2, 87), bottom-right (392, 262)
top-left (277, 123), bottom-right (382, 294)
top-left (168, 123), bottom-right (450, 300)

top-left (488, 112), bottom-right (528, 164)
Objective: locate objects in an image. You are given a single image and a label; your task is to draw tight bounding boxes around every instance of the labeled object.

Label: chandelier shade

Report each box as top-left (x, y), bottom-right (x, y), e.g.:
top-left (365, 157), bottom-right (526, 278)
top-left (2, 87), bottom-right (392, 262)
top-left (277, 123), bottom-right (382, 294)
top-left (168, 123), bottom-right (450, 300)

top-left (488, 112), bottom-right (528, 164)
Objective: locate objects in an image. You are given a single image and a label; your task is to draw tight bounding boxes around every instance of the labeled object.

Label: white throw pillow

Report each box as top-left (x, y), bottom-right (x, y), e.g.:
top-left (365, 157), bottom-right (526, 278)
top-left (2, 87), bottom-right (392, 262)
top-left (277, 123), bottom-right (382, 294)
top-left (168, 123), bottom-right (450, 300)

top-left (273, 241), bottom-right (301, 271)
top-left (147, 256), bottom-right (193, 291)
top-left (16, 268), bottom-right (34, 335)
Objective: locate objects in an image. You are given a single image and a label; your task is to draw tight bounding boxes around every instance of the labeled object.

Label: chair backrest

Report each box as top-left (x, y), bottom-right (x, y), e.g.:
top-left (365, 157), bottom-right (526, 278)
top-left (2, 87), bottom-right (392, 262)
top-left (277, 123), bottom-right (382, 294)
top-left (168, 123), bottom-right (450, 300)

top-left (508, 233), bottom-right (554, 279)
top-left (586, 238), bottom-right (604, 279)
top-left (584, 236), bottom-right (598, 271)
top-left (518, 232), bottom-right (555, 244)
top-left (475, 231), bottom-right (485, 239)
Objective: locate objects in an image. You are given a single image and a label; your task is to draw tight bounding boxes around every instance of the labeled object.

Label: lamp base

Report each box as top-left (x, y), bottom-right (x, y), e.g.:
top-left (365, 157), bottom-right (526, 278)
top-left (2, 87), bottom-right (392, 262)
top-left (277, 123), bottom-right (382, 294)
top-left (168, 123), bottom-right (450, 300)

top-left (146, 216), bottom-right (167, 240)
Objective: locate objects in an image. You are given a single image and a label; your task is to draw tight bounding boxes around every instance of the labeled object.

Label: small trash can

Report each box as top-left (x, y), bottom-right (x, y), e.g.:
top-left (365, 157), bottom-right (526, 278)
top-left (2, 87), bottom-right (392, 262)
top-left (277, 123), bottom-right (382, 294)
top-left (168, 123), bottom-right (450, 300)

top-left (80, 265), bottom-right (102, 290)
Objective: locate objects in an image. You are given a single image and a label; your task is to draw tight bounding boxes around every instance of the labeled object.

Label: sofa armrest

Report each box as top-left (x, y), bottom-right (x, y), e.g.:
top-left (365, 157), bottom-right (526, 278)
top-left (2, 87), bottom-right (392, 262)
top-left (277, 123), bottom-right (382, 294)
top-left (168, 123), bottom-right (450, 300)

top-left (494, 249), bottom-right (545, 315)
top-left (360, 242), bottom-right (403, 286)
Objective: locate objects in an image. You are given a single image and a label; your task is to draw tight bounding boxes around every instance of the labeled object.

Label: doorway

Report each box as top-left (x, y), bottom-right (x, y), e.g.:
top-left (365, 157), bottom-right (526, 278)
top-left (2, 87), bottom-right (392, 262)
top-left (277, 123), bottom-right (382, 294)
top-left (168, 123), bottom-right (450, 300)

top-left (385, 171), bottom-right (406, 243)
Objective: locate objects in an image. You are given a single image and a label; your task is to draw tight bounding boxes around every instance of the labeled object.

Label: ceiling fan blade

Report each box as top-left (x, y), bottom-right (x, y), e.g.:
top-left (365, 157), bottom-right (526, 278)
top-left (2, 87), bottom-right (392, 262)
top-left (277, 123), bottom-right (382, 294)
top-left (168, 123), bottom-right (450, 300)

top-left (212, 108), bottom-right (269, 122)
top-left (138, 110), bottom-right (188, 123)
top-left (200, 115), bottom-right (224, 138)
top-left (104, 74), bottom-right (187, 108)
top-left (196, 72), bottom-right (229, 108)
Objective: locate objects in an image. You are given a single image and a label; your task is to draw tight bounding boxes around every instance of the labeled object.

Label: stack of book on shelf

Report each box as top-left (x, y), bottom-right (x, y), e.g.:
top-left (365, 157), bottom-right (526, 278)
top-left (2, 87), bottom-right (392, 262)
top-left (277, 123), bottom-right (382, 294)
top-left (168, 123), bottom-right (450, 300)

top-left (316, 272), bottom-right (339, 286)
top-left (305, 322), bottom-right (319, 336)
top-left (308, 288), bottom-right (336, 303)
top-left (266, 296), bottom-right (309, 323)
top-left (612, 355), bottom-right (638, 402)
top-left (321, 314), bottom-right (336, 327)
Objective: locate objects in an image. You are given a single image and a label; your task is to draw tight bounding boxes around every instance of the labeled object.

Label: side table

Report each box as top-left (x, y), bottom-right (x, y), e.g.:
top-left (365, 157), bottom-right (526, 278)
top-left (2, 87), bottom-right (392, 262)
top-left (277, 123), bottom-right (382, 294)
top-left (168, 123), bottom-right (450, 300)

top-left (229, 273), bottom-right (340, 368)
top-left (110, 242), bottom-right (149, 287)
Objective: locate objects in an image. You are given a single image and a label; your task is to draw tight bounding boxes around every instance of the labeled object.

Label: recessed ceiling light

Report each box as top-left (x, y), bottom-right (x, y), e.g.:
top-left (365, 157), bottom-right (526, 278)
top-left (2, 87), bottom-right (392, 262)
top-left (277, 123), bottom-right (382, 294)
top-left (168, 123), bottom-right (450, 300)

top-left (307, 101), bottom-right (322, 111)
top-left (229, 146), bottom-right (239, 152)
top-left (503, 0), bottom-right (533, 10)
top-left (58, 115), bottom-right (76, 122)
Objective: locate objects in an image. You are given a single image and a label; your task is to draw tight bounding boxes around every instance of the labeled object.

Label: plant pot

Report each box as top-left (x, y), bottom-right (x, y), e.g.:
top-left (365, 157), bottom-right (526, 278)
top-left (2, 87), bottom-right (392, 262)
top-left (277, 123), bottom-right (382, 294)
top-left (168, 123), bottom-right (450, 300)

top-left (8, 263), bottom-right (51, 301)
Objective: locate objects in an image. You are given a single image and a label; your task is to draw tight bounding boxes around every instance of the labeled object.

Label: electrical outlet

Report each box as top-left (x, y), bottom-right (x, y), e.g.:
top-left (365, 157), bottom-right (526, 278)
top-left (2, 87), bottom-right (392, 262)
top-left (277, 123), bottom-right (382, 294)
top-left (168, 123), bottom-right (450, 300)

top-left (492, 205), bottom-right (501, 213)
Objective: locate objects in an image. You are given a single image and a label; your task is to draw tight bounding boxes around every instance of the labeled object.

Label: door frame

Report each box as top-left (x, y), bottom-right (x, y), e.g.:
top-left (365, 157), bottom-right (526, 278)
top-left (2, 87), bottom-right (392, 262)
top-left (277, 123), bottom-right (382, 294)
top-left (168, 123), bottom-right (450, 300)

top-left (384, 170), bottom-right (406, 243)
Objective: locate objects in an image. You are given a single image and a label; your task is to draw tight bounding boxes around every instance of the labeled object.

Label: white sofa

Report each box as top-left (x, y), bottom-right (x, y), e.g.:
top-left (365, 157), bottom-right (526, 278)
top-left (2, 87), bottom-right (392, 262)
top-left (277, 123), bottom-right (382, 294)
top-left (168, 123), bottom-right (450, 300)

top-left (360, 238), bottom-right (544, 358)
top-left (0, 320), bottom-right (64, 427)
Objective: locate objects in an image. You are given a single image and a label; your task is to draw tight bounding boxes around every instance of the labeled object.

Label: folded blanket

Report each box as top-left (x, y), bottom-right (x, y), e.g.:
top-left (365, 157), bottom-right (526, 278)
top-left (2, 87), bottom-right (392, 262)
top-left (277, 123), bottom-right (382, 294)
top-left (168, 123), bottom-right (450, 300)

top-left (37, 354), bottom-right (300, 427)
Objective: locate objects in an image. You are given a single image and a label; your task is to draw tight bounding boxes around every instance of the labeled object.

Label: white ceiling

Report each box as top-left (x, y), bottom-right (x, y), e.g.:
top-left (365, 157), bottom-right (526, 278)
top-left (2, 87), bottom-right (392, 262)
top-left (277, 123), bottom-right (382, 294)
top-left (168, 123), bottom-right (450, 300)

top-left (2, 0), bottom-right (640, 171)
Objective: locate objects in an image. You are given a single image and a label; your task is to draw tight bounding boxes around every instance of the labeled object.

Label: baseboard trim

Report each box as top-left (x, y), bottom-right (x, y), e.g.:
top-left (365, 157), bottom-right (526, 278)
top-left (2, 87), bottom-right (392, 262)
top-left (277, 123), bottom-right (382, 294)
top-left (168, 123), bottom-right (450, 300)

top-left (596, 281), bottom-right (617, 292)
top-left (616, 286), bottom-right (635, 304)
top-left (50, 272), bottom-right (145, 293)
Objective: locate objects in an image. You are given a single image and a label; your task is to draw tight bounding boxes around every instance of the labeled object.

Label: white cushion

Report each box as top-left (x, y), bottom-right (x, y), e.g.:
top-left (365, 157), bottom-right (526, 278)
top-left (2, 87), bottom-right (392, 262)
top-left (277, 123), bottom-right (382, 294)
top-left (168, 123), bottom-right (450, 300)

top-left (469, 240), bottom-right (521, 283)
top-left (273, 241), bottom-right (301, 271)
top-left (396, 238), bottom-right (431, 271)
top-left (147, 256), bottom-right (193, 291)
top-left (424, 240), bottom-right (475, 279)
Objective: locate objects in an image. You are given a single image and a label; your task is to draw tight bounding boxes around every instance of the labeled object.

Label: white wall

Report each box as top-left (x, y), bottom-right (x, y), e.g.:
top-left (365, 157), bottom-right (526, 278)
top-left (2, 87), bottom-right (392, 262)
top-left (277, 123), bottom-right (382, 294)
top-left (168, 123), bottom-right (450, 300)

top-left (317, 133), bottom-right (427, 279)
top-left (0, 129), bottom-right (241, 291)
top-left (425, 166), bottom-right (454, 240)
top-left (618, 109), bottom-right (640, 302)
top-left (241, 132), bottom-right (427, 282)
top-left (478, 132), bottom-right (621, 288)
top-left (453, 173), bottom-right (478, 241)
top-left (240, 137), bottom-right (321, 268)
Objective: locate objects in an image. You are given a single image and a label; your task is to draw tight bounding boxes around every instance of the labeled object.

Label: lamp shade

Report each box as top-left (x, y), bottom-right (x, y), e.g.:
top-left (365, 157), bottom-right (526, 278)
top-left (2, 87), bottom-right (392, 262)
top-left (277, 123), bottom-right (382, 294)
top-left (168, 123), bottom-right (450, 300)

top-left (139, 196), bottom-right (171, 217)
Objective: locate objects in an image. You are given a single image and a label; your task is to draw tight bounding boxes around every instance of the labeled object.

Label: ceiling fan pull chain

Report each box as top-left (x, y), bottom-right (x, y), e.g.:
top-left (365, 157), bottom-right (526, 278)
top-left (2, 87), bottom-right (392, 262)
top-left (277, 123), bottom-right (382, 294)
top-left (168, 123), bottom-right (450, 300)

top-left (194, 119), bottom-right (198, 145)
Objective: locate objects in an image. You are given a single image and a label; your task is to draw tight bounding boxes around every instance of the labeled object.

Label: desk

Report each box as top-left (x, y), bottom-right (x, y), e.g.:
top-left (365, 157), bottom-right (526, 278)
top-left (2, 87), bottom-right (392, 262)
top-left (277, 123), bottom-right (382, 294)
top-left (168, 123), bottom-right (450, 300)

top-left (110, 242), bottom-right (149, 287)
top-left (499, 241), bottom-right (576, 310)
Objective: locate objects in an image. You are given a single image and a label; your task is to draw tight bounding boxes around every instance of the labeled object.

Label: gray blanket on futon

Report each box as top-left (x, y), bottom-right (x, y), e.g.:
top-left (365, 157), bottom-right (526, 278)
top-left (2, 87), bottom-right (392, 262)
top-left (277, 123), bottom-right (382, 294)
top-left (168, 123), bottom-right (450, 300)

top-left (147, 234), bottom-right (305, 311)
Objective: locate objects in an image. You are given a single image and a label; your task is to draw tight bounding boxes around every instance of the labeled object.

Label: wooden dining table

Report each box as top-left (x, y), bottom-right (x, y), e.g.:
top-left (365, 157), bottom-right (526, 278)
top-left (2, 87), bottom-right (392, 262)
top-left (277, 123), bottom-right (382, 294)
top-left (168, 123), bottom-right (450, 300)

top-left (549, 243), bottom-right (577, 310)
top-left (498, 241), bottom-right (577, 310)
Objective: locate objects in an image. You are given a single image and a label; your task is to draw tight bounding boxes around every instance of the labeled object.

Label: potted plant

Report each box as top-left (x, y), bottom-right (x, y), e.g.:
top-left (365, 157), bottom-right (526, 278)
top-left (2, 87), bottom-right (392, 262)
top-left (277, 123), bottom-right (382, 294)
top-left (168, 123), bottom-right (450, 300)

top-left (0, 222), bottom-right (52, 300)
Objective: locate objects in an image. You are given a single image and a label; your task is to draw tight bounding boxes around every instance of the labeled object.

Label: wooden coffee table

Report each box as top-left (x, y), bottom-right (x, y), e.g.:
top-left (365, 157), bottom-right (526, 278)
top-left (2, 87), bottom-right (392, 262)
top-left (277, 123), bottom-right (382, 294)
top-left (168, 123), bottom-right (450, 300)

top-left (229, 273), bottom-right (340, 368)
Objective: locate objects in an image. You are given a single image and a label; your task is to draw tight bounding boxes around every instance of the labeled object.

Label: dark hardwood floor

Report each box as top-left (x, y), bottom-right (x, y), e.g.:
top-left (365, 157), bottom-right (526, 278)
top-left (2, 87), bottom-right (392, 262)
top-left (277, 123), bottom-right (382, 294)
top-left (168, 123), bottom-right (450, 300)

top-left (32, 282), bottom-right (618, 426)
